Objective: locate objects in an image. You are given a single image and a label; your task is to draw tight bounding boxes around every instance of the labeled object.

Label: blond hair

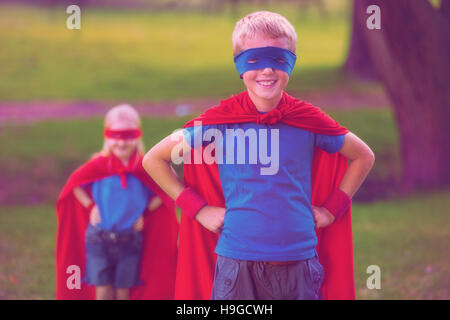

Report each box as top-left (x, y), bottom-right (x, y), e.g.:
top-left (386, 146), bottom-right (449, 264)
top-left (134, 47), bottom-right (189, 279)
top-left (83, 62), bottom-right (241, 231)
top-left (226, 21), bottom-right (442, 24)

top-left (232, 11), bottom-right (297, 55)
top-left (101, 104), bottom-right (146, 156)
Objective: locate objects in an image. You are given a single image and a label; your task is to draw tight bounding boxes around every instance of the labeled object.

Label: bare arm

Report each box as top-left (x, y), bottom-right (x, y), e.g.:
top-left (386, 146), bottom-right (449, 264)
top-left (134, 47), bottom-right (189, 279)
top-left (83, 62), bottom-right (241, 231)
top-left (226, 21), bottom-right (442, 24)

top-left (148, 196), bottom-right (162, 211)
top-left (73, 186), bottom-right (94, 208)
top-left (142, 130), bottom-right (187, 200)
top-left (73, 186), bottom-right (101, 226)
top-left (338, 132), bottom-right (375, 198)
top-left (142, 130), bottom-right (225, 233)
top-left (313, 132), bottom-right (375, 228)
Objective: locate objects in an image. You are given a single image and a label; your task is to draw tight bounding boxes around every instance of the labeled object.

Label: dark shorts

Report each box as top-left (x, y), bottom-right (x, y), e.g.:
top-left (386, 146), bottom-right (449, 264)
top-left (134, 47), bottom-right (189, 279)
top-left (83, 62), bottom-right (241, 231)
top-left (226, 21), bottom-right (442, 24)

top-left (84, 224), bottom-right (143, 289)
top-left (211, 255), bottom-right (324, 300)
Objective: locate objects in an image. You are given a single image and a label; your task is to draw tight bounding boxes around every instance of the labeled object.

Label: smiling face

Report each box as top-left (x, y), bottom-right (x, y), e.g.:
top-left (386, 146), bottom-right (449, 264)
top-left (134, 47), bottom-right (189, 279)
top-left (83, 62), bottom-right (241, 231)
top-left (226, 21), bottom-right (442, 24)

top-left (240, 35), bottom-right (291, 112)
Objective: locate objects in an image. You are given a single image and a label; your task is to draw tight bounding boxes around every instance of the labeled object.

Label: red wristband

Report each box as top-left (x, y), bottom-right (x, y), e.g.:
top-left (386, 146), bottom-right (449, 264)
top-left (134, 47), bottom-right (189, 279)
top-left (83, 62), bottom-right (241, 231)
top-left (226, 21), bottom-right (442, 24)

top-left (323, 189), bottom-right (351, 221)
top-left (176, 187), bottom-right (208, 220)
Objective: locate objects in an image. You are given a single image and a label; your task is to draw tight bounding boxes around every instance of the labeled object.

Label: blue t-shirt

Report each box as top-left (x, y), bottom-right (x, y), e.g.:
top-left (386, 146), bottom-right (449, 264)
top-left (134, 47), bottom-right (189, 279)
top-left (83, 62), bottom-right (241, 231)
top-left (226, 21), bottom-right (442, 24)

top-left (90, 174), bottom-right (154, 232)
top-left (183, 122), bottom-right (346, 261)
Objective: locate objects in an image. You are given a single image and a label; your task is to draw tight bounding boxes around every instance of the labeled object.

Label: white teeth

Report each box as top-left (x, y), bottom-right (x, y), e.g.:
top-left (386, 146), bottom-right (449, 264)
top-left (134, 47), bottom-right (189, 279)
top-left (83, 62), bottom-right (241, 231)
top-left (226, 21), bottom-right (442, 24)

top-left (258, 81), bottom-right (275, 86)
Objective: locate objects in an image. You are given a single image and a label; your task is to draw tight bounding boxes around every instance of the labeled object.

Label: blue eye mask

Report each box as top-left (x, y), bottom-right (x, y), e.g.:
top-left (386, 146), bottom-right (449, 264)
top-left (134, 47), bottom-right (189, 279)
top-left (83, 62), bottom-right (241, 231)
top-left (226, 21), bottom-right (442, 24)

top-left (233, 46), bottom-right (297, 78)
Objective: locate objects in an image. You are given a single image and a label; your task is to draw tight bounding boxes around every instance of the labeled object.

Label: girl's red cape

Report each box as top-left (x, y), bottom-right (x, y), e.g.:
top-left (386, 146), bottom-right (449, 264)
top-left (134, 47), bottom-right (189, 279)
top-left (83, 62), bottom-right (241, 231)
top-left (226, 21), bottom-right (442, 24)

top-left (175, 91), bottom-right (355, 300)
top-left (55, 153), bottom-right (179, 299)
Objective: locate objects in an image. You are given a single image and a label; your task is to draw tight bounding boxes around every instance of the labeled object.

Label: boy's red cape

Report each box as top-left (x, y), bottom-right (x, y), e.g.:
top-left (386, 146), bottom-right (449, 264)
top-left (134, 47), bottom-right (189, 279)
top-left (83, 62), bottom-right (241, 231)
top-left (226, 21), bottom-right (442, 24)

top-left (56, 152), bottom-right (179, 300)
top-left (175, 91), bottom-right (355, 300)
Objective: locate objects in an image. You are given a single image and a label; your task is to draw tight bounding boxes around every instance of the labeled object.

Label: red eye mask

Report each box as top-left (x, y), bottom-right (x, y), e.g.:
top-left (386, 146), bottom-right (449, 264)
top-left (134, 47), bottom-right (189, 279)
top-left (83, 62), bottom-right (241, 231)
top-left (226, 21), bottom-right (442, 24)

top-left (103, 128), bottom-right (142, 140)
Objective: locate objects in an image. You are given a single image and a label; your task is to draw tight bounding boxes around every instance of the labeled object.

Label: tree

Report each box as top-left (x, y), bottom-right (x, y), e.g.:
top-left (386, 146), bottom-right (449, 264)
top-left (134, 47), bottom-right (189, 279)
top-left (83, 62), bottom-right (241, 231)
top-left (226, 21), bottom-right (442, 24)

top-left (348, 0), bottom-right (450, 192)
top-left (344, 0), bottom-right (378, 80)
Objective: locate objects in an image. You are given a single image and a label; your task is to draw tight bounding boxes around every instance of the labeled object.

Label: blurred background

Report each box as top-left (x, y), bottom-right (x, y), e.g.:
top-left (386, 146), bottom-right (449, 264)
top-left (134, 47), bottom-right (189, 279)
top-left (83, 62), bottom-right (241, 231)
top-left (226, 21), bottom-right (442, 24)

top-left (0, 0), bottom-right (448, 299)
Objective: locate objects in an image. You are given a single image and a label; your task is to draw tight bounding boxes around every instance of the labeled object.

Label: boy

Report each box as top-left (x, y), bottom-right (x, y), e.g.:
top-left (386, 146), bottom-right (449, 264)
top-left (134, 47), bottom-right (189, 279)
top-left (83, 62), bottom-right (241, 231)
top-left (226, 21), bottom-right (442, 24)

top-left (143, 11), bottom-right (374, 300)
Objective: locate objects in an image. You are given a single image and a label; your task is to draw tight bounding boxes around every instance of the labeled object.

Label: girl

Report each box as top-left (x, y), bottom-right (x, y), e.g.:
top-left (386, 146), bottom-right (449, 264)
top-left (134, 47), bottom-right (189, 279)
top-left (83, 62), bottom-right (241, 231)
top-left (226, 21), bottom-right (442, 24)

top-left (56, 104), bottom-right (179, 300)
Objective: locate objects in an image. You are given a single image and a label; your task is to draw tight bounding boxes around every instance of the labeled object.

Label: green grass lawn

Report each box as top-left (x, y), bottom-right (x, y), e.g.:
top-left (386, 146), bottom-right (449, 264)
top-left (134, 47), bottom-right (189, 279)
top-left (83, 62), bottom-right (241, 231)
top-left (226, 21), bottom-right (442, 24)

top-left (352, 190), bottom-right (450, 299)
top-left (1, 190), bottom-right (448, 299)
top-left (0, 4), bottom-right (353, 101)
top-left (0, 205), bottom-right (56, 299)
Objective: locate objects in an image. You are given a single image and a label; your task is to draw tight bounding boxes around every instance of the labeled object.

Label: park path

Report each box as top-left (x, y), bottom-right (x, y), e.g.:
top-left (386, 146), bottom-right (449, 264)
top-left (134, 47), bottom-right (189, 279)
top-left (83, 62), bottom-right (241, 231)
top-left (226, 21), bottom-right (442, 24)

top-left (0, 89), bottom-right (390, 125)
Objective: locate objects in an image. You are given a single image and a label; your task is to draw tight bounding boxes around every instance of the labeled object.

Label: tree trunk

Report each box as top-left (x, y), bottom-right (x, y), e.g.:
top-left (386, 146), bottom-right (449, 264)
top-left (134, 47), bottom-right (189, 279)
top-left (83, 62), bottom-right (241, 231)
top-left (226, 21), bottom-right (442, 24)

top-left (344, 0), bottom-right (378, 80)
top-left (354, 0), bottom-right (450, 193)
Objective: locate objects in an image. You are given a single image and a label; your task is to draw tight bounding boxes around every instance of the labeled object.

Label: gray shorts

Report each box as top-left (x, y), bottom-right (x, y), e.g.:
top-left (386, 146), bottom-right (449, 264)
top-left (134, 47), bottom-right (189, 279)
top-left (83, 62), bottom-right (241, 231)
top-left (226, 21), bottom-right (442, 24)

top-left (211, 255), bottom-right (324, 300)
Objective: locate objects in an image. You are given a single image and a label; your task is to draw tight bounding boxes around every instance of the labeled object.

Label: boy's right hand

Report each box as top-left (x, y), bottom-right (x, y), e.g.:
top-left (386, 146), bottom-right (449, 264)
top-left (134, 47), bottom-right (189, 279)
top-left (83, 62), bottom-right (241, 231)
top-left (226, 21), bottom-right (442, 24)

top-left (195, 206), bottom-right (226, 234)
top-left (89, 205), bottom-right (101, 226)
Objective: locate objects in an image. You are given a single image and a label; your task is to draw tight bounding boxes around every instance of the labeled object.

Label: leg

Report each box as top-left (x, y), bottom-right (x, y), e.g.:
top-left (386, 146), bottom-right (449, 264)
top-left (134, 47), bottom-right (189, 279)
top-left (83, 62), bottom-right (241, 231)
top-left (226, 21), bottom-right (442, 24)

top-left (115, 288), bottom-right (130, 300)
top-left (114, 231), bottom-right (143, 292)
top-left (211, 255), bottom-right (240, 300)
top-left (287, 256), bottom-right (324, 300)
top-left (96, 285), bottom-right (114, 300)
top-left (85, 226), bottom-right (115, 299)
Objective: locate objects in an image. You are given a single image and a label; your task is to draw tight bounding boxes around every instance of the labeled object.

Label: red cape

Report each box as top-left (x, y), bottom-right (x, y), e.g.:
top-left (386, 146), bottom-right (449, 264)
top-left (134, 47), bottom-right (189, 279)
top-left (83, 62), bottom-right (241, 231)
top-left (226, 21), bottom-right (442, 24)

top-left (56, 153), bottom-right (179, 300)
top-left (175, 91), bottom-right (355, 300)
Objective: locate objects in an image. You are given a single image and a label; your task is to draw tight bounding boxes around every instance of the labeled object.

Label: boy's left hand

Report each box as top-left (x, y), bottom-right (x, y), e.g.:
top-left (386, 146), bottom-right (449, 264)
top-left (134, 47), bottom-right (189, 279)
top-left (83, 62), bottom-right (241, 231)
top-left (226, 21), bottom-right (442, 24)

top-left (312, 205), bottom-right (335, 228)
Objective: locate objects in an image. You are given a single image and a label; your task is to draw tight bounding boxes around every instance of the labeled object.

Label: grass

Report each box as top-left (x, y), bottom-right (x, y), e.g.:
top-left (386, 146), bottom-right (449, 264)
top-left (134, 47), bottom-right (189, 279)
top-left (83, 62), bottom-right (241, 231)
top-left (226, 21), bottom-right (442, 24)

top-left (352, 190), bottom-right (450, 299)
top-left (0, 4), bottom-right (353, 101)
top-left (328, 107), bottom-right (399, 161)
top-left (0, 205), bottom-right (56, 299)
top-left (329, 107), bottom-right (402, 200)
top-left (1, 190), bottom-right (448, 299)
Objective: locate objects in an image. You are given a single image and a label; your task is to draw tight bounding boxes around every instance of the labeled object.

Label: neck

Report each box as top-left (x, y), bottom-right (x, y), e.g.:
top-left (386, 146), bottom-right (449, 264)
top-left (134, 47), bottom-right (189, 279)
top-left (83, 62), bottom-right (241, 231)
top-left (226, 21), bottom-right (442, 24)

top-left (248, 91), bottom-right (283, 112)
top-left (119, 157), bottom-right (129, 167)
top-left (113, 151), bottom-right (136, 167)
